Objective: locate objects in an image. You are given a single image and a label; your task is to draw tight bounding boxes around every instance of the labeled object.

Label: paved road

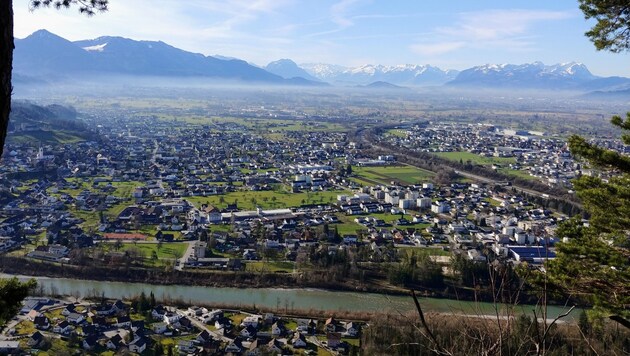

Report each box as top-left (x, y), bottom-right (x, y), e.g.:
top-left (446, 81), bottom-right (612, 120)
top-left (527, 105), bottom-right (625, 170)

top-left (175, 241), bottom-right (196, 271)
top-left (182, 310), bottom-right (232, 343)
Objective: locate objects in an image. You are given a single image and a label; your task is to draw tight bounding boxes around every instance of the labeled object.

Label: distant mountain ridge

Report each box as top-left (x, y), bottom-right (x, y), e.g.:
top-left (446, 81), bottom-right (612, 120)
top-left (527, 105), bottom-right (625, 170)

top-left (14, 30), bottom-right (318, 85)
top-left (12, 29), bottom-right (630, 92)
top-left (301, 63), bottom-right (459, 86)
top-left (264, 59), bottom-right (321, 82)
top-left (448, 61), bottom-right (630, 90)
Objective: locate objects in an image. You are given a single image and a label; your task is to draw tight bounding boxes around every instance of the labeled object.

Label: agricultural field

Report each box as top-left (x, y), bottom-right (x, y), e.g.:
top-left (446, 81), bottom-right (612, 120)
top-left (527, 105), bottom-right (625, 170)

top-left (352, 165), bottom-right (434, 186)
top-left (434, 151), bottom-right (537, 180)
top-left (434, 151), bottom-right (516, 166)
top-left (336, 213), bottom-right (431, 236)
top-left (185, 189), bottom-right (350, 210)
top-left (245, 261), bottom-right (295, 273)
top-left (385, 129), bottom-right (408, 138)
top-left (156, 114), bottom-right (346, 133)
top-left (7, 129), bottom-right (86, 144)
top-left (96, 242), bottom-right (188, 267)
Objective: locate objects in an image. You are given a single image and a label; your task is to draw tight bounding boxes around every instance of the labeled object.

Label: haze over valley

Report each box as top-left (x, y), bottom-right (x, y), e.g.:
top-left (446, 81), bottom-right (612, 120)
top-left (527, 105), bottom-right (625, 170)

top-left (2, 1), bottom-right (629, 355)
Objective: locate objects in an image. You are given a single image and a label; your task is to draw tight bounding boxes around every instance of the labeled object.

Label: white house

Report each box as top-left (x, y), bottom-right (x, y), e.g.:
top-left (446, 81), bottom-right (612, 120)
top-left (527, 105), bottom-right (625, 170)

top-left (152, 322), bottom-right (168, 334)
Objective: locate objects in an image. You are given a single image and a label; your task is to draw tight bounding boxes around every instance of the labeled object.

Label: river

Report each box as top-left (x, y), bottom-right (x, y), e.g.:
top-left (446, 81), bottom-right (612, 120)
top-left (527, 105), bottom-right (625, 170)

top-left (2, 274), bottom-right (579, 321)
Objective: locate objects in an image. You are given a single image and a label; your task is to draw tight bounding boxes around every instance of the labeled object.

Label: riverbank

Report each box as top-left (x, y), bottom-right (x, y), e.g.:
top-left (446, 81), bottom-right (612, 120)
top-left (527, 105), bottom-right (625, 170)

top-left (0, 256), bottom-right (579, 309)
top-left (0, 272), bottom-right (581, 323)
top-left (0, 255), bottom-right (410, 296)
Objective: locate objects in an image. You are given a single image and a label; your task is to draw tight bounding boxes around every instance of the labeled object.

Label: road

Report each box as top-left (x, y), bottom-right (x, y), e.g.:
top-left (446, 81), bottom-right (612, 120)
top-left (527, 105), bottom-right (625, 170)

top-left (175, 241), bottom-right (196, 271)
top-left (0, 299), bottom-right (86, 341)
top-left (355, 125), bottom-right (578, 207)
top-left (182, 310), bottom-right (232, 343)
top-left (451, 169), bottom-right (573, 203)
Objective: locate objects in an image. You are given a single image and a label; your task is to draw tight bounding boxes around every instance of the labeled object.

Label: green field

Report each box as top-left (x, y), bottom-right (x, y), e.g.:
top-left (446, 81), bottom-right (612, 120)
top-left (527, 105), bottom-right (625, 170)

top-left (353, 165), bottom-right (434, 186)
top-left (185, 189), bottom-right (350, 210)
top-left (397, 246), bottom-right (451, 258)
top-left (245, 261), bottom-right (295, 273)
top-left (107, 242), bottom-right (188, 260)
top-left (157, 114), bottom-right (346, 133)
top-left (434, 151), bottom-right (516, 165)
top-left (434, 151), bottom-right (538, 180)
top-left (8, 129), bottom-right (86, 144)
top-left (336, 213), bottom-right (431, 237)
top-left (385, 129), bottom-right (408, 138)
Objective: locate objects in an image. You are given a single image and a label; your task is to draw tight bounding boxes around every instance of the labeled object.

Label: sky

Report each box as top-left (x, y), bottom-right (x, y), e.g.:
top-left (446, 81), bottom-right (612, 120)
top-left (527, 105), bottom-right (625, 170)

top-left (13, 0), bottom-right (630, 76)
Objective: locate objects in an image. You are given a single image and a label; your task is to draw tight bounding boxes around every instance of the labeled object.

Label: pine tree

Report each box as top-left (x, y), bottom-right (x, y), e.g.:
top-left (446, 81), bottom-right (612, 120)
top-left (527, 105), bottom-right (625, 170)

top-left (543, 1), bottom-right (630, 330)
top-left (0, 278), bottom-right (36, 326)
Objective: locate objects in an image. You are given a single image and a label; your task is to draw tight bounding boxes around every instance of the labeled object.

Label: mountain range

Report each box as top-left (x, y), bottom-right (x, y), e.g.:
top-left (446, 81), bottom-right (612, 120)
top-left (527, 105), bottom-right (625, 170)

top-left (300, 63), bottom-right (459, 86)
top-left (13, 30), bottom-right (630, 93)
top-left (14, 30), bottom-right (319, 86)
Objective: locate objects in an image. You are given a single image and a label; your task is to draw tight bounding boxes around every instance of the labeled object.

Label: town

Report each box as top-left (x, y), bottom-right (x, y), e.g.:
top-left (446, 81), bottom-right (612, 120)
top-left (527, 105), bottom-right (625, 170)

top-left (0, 104), bottom-right (573, 275)
top-left (379, 122), bottom-right (629, 189)
top-left (0, 99), bottom-right (626, 355)
top-left (0, 296), bottom-right (362, 355)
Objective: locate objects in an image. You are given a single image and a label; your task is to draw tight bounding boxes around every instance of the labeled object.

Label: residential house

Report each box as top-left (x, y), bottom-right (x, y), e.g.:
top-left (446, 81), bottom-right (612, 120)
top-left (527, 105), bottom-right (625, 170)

top-left (106, 334), bottom-right (125, 350)
top-left (93, 304), bottom-right (117, 316)
top-left (53, 320), bottom-right (73, 335)
top-left (327, 332), bottom-right (342, 348)
top-left (67, 312), bottom-right (85, 325)
top-left (240, 325), bottom-right (257, 338)
top-left (177, 340), bottom-right (197, 354)
top-left (151, 305), bottom-right (167, 320)
top-left (131, 320), bottom-right (145, 333)
top-left (225, 339), bottom-right (243, 353)
top-left (129, 337), bottom-right (148, 354)
top-left (115, 316), bottom-right (131, 329)
top-left (196, 330), bottom-right (213, 344)
top-left (292, 332), bottom-right (307, 348)
top-left (61, 304), bottom-right (77, 316)
top-left (344, 322), bottom-right (361, 337)
top-left (33, 316), bottom-right (50, 330)
top-left (325, 317), bottom-right (339, 332)
top-left (241, 315), bottom-right (260, 328)
top-left (271, 321), bottom-right (286, 336)
top-left (27, 331), bottom-right (45, 348)
top-left (82, 335), bottom-right (99, 351)
top-left (152, 322), bottom-right (168, 334)
top-left (0, 341), bottom-right (20, 354)
top-left (296, 318), bottom-right (316, 334)
top-left (163, 311), bottom-right (182, 325)
top-left (266, 338), bottom-right (284, 354)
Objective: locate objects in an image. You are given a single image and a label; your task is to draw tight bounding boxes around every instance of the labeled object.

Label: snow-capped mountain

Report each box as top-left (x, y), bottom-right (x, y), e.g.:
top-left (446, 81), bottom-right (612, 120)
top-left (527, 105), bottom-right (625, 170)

top-left (14, 30), bottom-right (321, 85)
top-left (265, 59), bottom-right (320, 82)
top-left (301, 63), bottom-right (458, 86)
top-left (448, 62), bottom-right (602, 89)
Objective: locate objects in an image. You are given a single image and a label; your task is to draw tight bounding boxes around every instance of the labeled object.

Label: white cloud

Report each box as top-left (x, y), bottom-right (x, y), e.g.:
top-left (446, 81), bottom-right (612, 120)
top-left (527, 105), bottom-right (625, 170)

top-left (411, 9), bottom-right (576, 56)
top-left (306, 0), bottom-right (362, 37)
top-left (411, 42), bottom-right (465, 56)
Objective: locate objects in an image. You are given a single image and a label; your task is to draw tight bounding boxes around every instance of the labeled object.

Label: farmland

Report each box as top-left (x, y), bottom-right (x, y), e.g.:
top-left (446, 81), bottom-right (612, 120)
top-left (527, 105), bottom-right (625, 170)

top-left (352, 165), bottom-right (434, 186)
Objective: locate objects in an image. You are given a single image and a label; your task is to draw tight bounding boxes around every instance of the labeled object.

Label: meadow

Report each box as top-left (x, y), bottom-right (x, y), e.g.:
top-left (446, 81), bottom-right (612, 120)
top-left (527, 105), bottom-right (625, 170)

top-left (352, 165), bottom-right (435, 186)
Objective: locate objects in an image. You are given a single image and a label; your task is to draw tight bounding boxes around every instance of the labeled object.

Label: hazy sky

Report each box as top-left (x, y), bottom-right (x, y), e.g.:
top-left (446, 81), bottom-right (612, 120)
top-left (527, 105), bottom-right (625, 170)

top-left (13, 0), bottom-right (630, 76)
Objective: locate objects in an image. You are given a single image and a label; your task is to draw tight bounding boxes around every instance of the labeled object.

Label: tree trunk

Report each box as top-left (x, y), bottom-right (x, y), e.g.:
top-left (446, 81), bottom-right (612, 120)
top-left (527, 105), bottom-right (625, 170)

top-left (0, 0), bottom-right (13, 159)
top-left (609, 315), bottom-right (630, 331)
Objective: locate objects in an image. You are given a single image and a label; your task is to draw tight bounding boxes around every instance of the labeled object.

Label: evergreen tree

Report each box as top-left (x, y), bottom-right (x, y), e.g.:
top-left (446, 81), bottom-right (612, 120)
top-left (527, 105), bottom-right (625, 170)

top-left (154, 342), bottom-right (164, 355)
top-left (0, 278), bottom-right (36, 326)
top-left (543, 1), bottom-right (630, 330)
top-left (578, 0), bottom-right (630, 52)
